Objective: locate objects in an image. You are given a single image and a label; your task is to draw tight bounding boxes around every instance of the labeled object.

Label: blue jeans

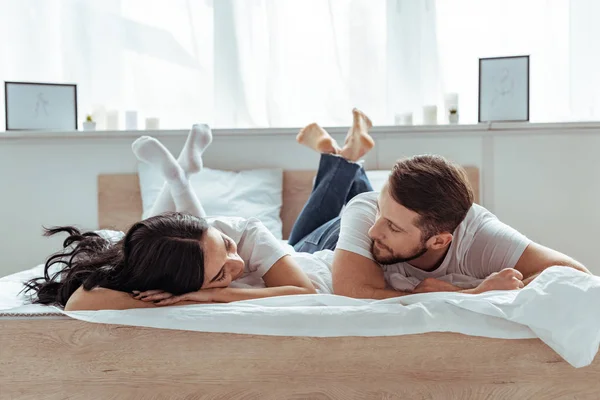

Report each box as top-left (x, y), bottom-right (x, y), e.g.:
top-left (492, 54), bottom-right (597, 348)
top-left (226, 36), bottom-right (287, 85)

top-left (288, 154), bottom-right (373, 253)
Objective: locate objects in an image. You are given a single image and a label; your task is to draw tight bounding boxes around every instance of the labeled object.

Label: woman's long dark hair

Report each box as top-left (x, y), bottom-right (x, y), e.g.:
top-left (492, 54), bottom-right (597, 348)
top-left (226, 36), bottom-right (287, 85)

top-left (23, 212), bottom-right (209, 307)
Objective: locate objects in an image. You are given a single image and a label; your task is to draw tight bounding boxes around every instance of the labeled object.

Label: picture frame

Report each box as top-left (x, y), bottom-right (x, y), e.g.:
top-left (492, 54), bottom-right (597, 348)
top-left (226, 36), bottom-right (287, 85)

top-left (4, 81), bottom-right (78, 131)
top-left (478, 55), bottom-right (529, 123)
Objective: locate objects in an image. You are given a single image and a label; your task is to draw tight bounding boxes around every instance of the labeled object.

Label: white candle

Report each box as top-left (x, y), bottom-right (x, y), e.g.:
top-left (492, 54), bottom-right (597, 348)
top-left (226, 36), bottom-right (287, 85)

top-left (91, 105), bottom-right (106, 130)
top-left (125, 111), bottom-right (138, 130)
top-left (145, 117), bottom-right (160, 130)
top-left (422, 105), bottom-right (437, 125)
top-left (106, 110), bottom-right (119, 130)
top-left (395, 112), bottom-right (413, 125)
top-left (444, 93), bottom-right (459, 124)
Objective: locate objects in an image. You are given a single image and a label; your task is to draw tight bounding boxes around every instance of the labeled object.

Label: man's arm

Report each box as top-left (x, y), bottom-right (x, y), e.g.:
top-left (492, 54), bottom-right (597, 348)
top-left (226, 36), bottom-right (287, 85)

top-left (332, 250), bottom-right (527, 298)
top-left (514, 242), bottom-right (590, 285)
top-left (332, 249), bottom-right (412, 299)
top-left (332, 194), bottom-right (412, 299)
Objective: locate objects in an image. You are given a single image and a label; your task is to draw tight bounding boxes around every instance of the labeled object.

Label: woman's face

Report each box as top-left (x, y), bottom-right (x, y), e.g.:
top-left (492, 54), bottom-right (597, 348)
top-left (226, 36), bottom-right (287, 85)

top-left (200, 227), bottom-right (245, 289)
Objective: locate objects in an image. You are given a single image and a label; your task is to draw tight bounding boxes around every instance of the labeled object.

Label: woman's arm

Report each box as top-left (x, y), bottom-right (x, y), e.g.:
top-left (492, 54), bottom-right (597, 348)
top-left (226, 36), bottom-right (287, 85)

top-left (209, 255), bottom-right (316, 302)
top-left (65, 286), bottom-right (157, 311)
top-left (64, 286), bottom-right (207, 311)
top-left (139, 255), bottom-right (317, 305)
top-left (209, 285), bottom-right (314, 303)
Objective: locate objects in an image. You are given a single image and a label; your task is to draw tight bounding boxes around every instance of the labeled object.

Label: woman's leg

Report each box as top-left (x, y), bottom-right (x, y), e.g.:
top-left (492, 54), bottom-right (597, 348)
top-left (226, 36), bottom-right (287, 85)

top-left (132, 136), bottom-right (206, 218)
top-left (143, 124), bottom-right (212, 218)
top-left (289, 109), bottom-right (375, 252)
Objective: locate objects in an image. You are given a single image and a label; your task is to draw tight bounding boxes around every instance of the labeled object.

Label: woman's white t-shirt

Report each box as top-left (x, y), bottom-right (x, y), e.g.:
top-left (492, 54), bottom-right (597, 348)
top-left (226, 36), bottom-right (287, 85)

top-left (207, 216), bottom-right (333, 293)
top-left (101, 217), bottom-right (333, 293)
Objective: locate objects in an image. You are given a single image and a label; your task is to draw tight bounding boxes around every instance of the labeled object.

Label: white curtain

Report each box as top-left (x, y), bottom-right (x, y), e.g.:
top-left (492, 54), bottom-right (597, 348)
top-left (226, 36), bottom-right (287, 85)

top-left (569, 0), bottom-right (600, 121)
top-left (215, 0), bottom-right (375, 127)
top-left (214, 0), bottom-right (439, 127)
top-left (0, 0), bottom-right (213, 130)
top-left (0, 0), bottom-right (598, 129)
top-left (436, 0), bottom-right (600, 123)
top-left (386, 0), bottom-right (442, 124)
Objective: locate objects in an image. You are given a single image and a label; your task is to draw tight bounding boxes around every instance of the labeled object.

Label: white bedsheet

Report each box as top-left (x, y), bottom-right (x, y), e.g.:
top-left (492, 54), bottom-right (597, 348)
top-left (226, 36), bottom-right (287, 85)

top-left (2, 265), bottom-right (599, 368)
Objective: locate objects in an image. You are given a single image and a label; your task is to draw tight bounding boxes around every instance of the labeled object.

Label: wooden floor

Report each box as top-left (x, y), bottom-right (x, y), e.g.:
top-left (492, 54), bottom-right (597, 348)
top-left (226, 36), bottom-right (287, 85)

top-left (1, 319), bottom-right (599, 399)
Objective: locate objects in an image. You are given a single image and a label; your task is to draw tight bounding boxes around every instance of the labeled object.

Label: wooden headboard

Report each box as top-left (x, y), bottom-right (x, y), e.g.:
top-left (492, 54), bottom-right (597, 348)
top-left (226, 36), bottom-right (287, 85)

top-left (98, 167), bottom-right (479, 239)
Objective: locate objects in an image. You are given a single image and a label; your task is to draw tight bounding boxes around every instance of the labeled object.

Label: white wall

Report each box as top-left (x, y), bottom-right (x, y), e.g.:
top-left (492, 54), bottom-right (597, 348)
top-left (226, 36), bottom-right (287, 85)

top-left (0, 123), bottom-right (598, 277)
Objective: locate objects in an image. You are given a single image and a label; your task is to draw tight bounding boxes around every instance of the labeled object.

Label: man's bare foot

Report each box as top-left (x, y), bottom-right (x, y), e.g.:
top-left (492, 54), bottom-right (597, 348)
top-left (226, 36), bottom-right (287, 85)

top-left (340, 108), bottom-right (375, 162)
top-left (296, 123), bottom-right (341, 154)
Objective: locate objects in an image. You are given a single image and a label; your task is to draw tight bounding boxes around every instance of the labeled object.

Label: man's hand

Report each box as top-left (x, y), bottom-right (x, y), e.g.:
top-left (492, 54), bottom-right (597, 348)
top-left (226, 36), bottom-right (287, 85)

top-left (413, 278), bottom-right (462, 294)
top-left (469, 268), bottom-right (524, 294)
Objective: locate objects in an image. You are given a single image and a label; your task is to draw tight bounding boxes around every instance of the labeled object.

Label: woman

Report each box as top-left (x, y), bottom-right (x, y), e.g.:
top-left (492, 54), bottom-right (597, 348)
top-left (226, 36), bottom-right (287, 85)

top-left (24, 109), bottom-right (375, 310)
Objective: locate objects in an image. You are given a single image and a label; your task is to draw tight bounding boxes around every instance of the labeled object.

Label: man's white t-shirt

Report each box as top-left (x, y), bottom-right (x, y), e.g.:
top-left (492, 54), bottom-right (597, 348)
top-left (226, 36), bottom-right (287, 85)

top-left (336, 192), bottom-right (532, 291)
top-left (207, 217), bottom-right (333, 293)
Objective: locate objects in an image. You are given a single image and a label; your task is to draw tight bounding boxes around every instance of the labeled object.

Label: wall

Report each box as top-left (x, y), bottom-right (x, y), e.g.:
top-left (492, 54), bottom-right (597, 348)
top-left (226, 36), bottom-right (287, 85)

top-left (0, 122), bottom-right (598, 276)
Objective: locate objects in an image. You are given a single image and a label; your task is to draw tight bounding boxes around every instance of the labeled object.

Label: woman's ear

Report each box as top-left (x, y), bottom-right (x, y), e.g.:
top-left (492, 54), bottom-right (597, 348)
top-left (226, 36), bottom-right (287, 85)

top-left (427, 233), bottom-right (453, 250)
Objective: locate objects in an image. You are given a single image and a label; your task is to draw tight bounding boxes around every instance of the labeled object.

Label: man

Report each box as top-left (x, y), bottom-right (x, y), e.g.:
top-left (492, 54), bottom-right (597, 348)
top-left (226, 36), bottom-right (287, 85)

top-left (291, 109), bottom-right (590, 298)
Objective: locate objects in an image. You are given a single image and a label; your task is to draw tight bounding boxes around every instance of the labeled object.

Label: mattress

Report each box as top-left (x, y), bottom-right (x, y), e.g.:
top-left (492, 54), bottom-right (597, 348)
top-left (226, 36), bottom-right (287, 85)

top-left (2, 264), bottom-right (599, 368)
top-left (0, 239), bottom-right (295, 317)
top-left (0, 265), bottom-right (65, 318)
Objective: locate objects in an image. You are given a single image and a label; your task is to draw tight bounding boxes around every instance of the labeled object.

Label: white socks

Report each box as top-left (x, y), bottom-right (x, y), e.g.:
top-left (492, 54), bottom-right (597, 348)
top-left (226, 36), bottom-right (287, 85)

top-left (145, 124), bottom-right (212, 217)
top-left (177, 124), bottom-right (213, 175)
top-left (132, 124), bottom-right (213, 218)
top-left (132, 136), bottom-right (187, 184)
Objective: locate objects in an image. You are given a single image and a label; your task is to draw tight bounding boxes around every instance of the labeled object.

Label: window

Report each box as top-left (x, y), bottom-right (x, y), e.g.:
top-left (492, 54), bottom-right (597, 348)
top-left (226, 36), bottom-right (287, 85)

top-left (1, 0), bottom-right (597, 130)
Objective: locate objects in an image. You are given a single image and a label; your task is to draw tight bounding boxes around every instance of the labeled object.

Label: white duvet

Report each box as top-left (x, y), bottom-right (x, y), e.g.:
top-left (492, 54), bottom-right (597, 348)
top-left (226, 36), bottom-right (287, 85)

top-left (1, 265), bottom-right (599, 368)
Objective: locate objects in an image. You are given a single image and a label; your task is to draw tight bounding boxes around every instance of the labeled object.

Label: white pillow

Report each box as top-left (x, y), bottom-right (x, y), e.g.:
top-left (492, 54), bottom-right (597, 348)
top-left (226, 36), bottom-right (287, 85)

top-left (365, 170), bottom-right (391, 192)
top-left (137, 163), bottom-right (284, 239)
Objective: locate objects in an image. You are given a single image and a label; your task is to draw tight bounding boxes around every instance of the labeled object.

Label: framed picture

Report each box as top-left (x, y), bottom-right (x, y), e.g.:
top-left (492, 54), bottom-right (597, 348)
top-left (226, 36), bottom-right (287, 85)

top-left (4, 81), bottom-right (78, 131)
top-left (478, 55), bottom-right (529, 123)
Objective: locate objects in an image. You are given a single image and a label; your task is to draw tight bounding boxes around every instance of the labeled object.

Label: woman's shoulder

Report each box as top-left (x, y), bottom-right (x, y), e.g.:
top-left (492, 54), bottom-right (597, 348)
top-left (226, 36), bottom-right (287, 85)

top-left (206, 216), bottom-right (270, 233)
top-left (64, 286), bottom-right (154, 311)
top-left (64, 285), bottom-right (107, 311)
top-left (206, 216), bottom-right (251, 231)
top-left (205, 215), bottom-right (250, 223)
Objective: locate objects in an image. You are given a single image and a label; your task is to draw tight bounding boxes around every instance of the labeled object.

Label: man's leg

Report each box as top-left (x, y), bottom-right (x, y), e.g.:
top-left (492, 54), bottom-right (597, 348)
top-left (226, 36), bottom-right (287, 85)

top-left (292, 216), bottom-right (342, 254)
top-left (289, 109), bottom-right (374, 253)
top-left (346, 165), bottom-right (374, 204)
top-left (291, 163), bottom-right (375, 254)
top-left (288, 154), bottom-right (362, 246)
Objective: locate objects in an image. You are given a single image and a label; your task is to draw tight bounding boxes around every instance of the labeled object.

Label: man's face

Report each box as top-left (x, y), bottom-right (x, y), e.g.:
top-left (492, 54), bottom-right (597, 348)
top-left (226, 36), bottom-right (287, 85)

top-left (368, 184), bottom-right (429, 265)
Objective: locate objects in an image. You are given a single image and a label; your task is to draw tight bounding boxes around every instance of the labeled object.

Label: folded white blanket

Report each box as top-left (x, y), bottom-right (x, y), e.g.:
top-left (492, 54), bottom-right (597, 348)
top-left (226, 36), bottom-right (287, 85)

top-left (2, 266), bottom-right (599, 368)
top-left (59, 267), bottom-right (598, 368)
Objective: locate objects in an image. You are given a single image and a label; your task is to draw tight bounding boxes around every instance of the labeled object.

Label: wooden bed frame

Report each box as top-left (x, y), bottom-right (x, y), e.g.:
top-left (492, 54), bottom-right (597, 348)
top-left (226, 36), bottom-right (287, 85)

top-left (2, 167), bottom-right (599, 399)
top-left (97, 168), bottom-right (481, 240)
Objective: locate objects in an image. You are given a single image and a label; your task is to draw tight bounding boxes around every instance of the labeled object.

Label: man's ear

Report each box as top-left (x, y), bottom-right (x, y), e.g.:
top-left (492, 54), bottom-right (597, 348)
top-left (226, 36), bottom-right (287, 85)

top-left (426, 232), bottom-right (453, 250)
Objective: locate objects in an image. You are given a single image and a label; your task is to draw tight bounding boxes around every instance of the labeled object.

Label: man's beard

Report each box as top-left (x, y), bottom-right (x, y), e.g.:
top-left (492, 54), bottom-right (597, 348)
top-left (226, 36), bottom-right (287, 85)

top-left (371, 239), bottom-right (428, 265)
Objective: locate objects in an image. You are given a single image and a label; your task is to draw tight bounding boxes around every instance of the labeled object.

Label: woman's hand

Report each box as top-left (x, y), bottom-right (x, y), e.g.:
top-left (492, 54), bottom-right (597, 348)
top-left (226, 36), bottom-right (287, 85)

top-left (132, 289), bottom-right (218, 306)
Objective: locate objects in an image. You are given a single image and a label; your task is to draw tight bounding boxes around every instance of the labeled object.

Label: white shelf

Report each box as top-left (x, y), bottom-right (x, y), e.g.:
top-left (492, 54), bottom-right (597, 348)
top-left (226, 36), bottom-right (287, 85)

top-left (1, 121), bottom-right (599, 141)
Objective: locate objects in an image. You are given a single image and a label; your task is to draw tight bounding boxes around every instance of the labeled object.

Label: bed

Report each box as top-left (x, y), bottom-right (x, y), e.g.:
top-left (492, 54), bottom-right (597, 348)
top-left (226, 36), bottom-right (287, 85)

top-left (1, 167), bottom-right (599, 400)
